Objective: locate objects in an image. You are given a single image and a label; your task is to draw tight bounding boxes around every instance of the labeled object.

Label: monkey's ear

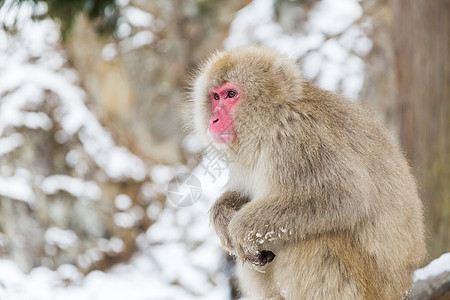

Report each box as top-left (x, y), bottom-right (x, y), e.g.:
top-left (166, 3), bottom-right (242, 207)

top-left (276, 67), bottom-right (287, 82)
top-left (274, 58), bottom-right (289, 82)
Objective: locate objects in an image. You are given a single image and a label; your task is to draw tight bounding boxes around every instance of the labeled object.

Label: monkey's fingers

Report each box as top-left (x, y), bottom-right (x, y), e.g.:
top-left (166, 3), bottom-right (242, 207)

top-left (245, 250), bottom-right (276, 273)
top-left (248, 250), bottom-right (276, 266)
top-left (234, 244), bottom-right (248, 263)
top-left (259, 250), bottom-right (276, 265)
top-left (243, 245), bottom-right (262, 263)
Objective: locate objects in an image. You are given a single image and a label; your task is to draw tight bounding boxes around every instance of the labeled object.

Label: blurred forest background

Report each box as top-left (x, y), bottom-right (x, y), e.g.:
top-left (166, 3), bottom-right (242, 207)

top-left (0, 0), bottom-right (448, 299)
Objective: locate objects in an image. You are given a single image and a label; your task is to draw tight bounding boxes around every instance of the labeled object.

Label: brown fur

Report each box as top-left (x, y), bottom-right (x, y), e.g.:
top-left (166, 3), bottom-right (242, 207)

top-left (186, 46), bottom-right (427, 300)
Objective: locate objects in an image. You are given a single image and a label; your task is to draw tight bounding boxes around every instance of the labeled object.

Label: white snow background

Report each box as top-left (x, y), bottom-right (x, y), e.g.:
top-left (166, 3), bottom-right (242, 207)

top-left (0, 0), bottom-right (448, 299)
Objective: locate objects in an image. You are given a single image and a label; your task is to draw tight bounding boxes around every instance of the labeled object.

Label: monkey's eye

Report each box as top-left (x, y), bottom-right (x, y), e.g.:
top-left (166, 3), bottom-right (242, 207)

top-left (213, 93), bottom-right (220, 100)
top-left (227, 90), bottom-right (236, 98)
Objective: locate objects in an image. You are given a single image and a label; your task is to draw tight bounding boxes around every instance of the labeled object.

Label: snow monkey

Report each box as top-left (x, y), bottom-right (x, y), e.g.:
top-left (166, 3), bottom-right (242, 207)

top-left (185, 45), bottom-right (426, 300)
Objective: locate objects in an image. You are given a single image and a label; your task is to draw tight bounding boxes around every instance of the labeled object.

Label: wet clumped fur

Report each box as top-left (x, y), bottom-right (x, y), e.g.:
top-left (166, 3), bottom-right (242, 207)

top-left (184, 45), bottom-right (427, 300)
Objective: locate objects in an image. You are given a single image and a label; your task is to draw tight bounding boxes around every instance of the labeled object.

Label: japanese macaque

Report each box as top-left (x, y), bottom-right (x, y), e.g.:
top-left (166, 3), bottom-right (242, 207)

top-left (185, 45), bottom-right (426, 300)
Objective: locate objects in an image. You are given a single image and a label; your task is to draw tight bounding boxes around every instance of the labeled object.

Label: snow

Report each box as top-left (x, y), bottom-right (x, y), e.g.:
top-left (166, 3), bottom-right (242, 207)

top-left (414, 252), bottom-right (450, 281)
top-left (109, 3), bottom-right (159, 52)
top-left (309, 0), bottom-right (362, 36)
top-left (0, 133), bottom-right (24, 156)
top-left (65, 150), bottom-right (90, 176)
top-left (150, 164), bottom-right (179, 185)
top-left (224, 0), bottom-right (276, 51)
top-left (117, 0), bottom-right (130, 7)
top-left (114, 194), bottom-right (133, 210)
top-left (0, 65), bottom-right (148, 181)
top-left (339, 25), bottom-right (373, 56)
top-left (101, 43), bottom-right (118, 61)
top-left (97, 237), bottom-right (125, 256)
top-left (146, 201), bottom-right (163, 220)
top-left (0, 155), bottom-right (230, 299)
top-left (0, 83), bottom-right (52, 135)
top-left (45, 227), bottom-right (79, 250)
top-left (41, 175), bottom-right (102, 201)
top-left (0, 168), bottom-right (34, 204)
top-left (119, 31), bottom-right (155, 52)
top-left (123, 6), bottom-right (153, 27)
top-left (114, 212), bottom-right (137, 228)
top-left (116, 21), bottom-right (133, 39)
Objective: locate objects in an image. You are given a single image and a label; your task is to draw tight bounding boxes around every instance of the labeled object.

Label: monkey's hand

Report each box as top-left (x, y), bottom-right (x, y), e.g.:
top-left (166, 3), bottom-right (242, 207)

top-left (228, 205), bottom-right (281, 267)
top-left (210, 191), bottom-right (250, 254)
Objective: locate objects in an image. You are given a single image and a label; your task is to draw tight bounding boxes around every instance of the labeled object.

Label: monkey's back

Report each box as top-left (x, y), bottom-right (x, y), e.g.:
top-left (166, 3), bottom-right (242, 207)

top-left (268, 81), bottom-right (427, 298)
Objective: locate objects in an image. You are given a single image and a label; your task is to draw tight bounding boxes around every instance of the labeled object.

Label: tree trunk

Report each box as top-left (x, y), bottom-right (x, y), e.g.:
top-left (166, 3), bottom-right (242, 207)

top-left (413, 272), bottom-right (450, 300)
top-left (390, 0), bottom-right (450, 259)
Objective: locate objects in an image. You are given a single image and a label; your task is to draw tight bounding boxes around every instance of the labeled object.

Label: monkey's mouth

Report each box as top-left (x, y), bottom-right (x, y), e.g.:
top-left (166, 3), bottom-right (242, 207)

top-left (212, 132), bottom-right (234, 144)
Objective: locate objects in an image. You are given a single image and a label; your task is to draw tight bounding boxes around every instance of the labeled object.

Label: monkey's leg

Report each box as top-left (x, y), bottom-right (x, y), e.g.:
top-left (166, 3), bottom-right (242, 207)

top-left (273, 233), bottom-right (388, 300)
top-left (237, 262), bottom-right (284, 300)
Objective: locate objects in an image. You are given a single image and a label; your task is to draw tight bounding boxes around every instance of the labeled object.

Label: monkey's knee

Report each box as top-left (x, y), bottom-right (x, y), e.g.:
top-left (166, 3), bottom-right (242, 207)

top-left (271, 242), bottom-right (369, 300)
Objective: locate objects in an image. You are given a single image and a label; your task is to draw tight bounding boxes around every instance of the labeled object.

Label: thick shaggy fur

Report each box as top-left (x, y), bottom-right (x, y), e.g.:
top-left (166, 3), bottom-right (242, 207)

top-left (186, 46), bottom-right (426, 300)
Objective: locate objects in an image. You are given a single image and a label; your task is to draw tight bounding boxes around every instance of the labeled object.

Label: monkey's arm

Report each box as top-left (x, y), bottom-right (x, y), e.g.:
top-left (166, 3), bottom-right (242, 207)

top-left (227, 192), bottom-right (371, 264)
top-left (210, 190), bottom-right (250, 254)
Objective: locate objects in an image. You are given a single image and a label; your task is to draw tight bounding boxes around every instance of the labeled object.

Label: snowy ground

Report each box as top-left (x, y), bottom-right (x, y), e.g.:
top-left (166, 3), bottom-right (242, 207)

top-left (0, 164), bottom-right (232, 300)
top-left (0, 1), bottom-right (448, 300)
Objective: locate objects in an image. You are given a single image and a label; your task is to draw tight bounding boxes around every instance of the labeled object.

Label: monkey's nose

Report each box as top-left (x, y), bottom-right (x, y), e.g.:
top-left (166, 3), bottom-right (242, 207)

top-left (213, 118), bottom-right (219, 124)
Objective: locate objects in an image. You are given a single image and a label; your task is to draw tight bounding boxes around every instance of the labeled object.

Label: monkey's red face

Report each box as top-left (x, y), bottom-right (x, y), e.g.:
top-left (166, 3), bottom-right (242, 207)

top-left (209, 82), bottom-right (241, 144)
